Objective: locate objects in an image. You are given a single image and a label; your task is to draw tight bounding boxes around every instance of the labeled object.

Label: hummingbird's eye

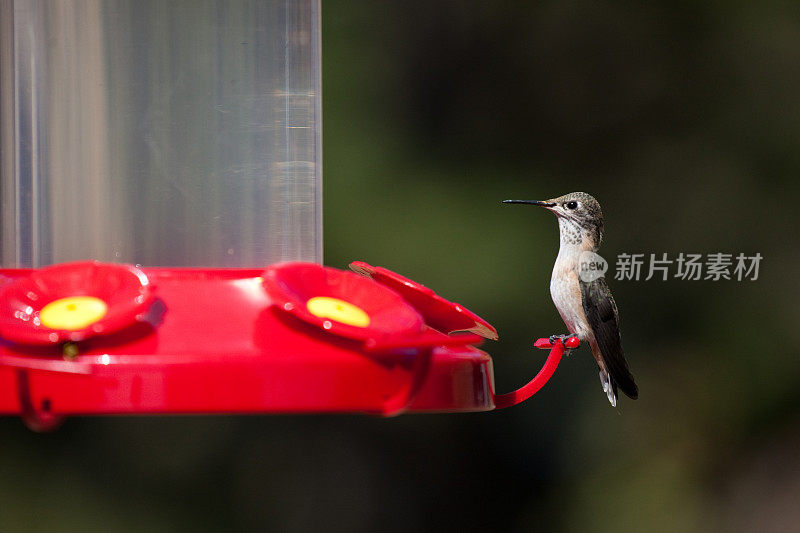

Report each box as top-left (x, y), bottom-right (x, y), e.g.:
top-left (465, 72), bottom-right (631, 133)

top-left (565, 201), bottom-right (578, 210)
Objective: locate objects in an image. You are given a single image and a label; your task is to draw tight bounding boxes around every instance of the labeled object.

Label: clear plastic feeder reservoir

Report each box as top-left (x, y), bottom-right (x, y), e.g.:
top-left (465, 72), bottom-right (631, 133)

top-left (1, 0), bottom-right (322, 268)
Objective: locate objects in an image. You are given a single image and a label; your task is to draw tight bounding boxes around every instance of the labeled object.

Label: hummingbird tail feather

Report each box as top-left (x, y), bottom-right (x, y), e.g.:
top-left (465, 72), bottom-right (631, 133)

top-left (599, 369), bottom-right (618, 407)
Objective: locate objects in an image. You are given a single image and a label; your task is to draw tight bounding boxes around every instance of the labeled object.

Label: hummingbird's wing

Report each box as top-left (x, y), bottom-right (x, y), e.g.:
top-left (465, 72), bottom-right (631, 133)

top-left (579, 276), bottom-right (638, 400)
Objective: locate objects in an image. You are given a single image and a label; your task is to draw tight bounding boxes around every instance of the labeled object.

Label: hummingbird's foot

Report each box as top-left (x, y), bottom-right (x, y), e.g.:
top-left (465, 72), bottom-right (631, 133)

top-left (549, 333), bottom-right (580, 355)
top-left (549, 333), bottom-right (579, 344)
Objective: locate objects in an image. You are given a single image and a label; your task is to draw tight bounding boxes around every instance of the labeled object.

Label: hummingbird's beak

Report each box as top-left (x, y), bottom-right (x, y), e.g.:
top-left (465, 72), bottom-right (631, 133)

top-left (502, 199), bottom-right (557, 208)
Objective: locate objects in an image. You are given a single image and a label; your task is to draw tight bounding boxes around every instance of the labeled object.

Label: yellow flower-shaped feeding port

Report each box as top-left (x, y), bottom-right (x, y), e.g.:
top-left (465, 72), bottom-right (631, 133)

top-left (39, 296), bottom-right (108, 331)
top-left (306, 297), bottom-right (370, 328)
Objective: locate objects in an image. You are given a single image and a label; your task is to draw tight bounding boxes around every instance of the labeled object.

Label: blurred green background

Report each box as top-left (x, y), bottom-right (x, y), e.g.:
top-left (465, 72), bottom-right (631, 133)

top-left (3, 1), bottom-right (800, 531)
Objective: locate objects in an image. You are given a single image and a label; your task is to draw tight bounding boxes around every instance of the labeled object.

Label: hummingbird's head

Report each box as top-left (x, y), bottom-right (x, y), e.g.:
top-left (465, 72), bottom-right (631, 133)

top-left (503, 191), bottom-right (604, 249)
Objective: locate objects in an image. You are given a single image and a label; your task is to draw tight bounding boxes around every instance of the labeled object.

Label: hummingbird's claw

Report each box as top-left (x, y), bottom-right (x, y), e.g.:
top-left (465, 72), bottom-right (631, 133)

top-left (549, 333), bottom-right (578, 344)
top-left (549, 333), bottom-right (580, 354)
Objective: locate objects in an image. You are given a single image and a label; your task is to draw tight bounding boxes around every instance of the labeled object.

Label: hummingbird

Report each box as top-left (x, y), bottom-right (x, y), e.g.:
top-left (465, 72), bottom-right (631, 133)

top-left (503, 192), bottom-right (638, 406)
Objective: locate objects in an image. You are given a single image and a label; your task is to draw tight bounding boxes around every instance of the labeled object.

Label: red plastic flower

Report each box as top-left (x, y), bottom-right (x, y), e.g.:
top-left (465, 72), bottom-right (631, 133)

top-left (349, 261), bottom-right (498, 340)
top-left (263, 262), bottom-right (425, 342)
top-left (0, 261), bottom-right (155, 345)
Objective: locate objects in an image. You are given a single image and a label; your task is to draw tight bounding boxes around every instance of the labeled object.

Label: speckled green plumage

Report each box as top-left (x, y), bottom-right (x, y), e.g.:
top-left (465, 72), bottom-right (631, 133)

top-left (544, 192), bottom-right (604, 248)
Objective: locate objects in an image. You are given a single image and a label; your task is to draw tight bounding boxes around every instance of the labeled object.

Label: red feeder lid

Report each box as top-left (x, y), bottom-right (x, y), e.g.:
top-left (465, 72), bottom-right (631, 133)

top-left (349, 261), bottom-right (498, 340)
top-left (0, 261), bottom-right (154, 344)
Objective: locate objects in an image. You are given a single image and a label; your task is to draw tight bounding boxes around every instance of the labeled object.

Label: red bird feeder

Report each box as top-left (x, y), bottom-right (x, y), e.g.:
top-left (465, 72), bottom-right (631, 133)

top-left (0, 1), bottom-right (574, 430)
top-left (0, 261), bottom-right (576, 431)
